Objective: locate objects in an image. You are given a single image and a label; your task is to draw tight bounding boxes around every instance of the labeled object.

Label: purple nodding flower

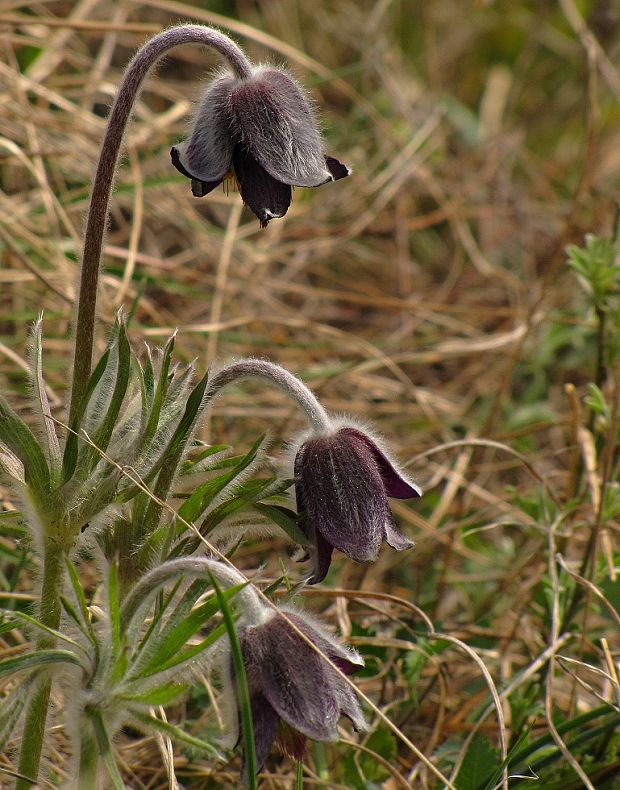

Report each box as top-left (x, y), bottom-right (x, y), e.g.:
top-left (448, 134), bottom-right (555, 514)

top-left (237, 609), bottom-right (366, 773)
top-left (294, 425), bottom-right (421, 584)
top-left (170, 67), bottom-right (349, 227)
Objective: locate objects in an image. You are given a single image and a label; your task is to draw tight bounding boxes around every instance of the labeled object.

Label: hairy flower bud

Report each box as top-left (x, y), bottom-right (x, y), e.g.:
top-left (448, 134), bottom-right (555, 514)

top-left (294, 424), bottom-right (421, 583)
top-left (236, 608), bottom-right (366, 773)
top-left (171, 66), bottom-right (349, 226)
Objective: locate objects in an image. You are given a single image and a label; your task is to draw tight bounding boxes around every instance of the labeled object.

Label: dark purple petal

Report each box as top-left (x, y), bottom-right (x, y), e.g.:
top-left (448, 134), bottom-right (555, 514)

top-left (339, 427), bottom-right (421, 499)
top-left (335, 681), bottom-right (367, 733)
top-left (282, 612), bottom-right (364, 675)
top-left (384, 518), bottom-right (415, 551)
top-left (229, 68), bottom-right (333, 187)
top-left (325, 155), bottom-right (350, 181)
top-left (170, 147), bottom-right (223, 197)
top-left (174, 73), bottom-right (236, 182)
top-left (296, 433), bottom-right (386, 563)
top-left (242, 616), bottom-right (340, 740)
top-left (233, 146), bottom-right (291, 227)
top-left (244, 693), bottom-right (279, 773)
top-left (307, 530), bottom-right (334, 585)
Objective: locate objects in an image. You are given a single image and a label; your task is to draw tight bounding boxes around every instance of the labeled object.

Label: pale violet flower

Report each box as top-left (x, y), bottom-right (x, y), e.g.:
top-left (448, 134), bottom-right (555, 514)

top-left (171, 67), bottom-right (349, 226)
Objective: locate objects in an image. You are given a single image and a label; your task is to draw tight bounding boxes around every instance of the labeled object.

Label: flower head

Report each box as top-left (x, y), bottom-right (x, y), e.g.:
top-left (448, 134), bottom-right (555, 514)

top-left (171, 66), bottom-right (349, 226)
top-left (237, 609), bottom-right (366, 773)
top-left (294, 424), bottom-right (421, 583)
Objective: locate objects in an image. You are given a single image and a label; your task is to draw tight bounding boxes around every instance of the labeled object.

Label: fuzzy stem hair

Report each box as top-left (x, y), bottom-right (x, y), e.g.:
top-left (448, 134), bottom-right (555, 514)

top-left (206, 358), bottom-right (332, 434)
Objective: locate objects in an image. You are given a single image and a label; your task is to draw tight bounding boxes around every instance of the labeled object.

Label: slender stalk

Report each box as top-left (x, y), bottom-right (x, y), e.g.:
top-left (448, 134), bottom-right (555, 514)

top-left (16, 540), bottom-right (65, 790)
top-left (69, 25), bottom-right (253, 423)
top-left (120, 557), bottom-right (268, 630)
top-left (207, 359), bottom-right (332, 434)
top-left (78, 728), bottom-right (99, 790)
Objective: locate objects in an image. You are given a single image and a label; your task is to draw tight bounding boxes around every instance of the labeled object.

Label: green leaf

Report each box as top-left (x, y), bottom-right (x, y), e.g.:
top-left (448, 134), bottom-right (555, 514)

top-left (118, 370), bottom-right (209, 504)
top-left (178, 435), bottom-right (265, 524)
top-left (201, 477), bottom-right (280, 533)
top-left (0, 394), bottom-right (49, 495)
top-left (30, 317), bottom-right (62, 484)
top-left (131, 710), bottom-right (220, 757)
top-left (89, 708), bottom-right (125, 790)
top-left (142, 333), bottom-right (175, 445)
top-left (108, 561), bottom-right (121, 655)
top-left (343, 727), bottom-right (397, 786)
top-left (0, 440), bottom-right (25, 483)
top-left (129, 576), bottom-right (186, 667)
top-left (209, 571), bottom-right (257, 790)
top-left (64, 557), bottom-right (97, 647)
top-left (455, 734), bottom-right (500, 790)
top-left (119, 681), bottom-right (189, 706)
top-left (84, 320), bottom-right (131, 474)
top-left (62, 347), bottom-right (110, 482)
top-left (182, 443), bottom-right (230, 473)
top-left (403, 645), bottom-right (430, 706)
top-left (253, 503), bottom-right (309, 545)
top-left (136, 584), bottom-right (244, 677)
top-left (0, 609), bottom-right (84, 651)
top-left (131, 621), bottom-right (229, 680)
top-left (0, 648), bottom-right (83, 678)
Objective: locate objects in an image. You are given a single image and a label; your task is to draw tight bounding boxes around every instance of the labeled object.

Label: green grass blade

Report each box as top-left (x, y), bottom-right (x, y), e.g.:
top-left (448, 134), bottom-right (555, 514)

top-left (209, 571), bottom-right (257, 789)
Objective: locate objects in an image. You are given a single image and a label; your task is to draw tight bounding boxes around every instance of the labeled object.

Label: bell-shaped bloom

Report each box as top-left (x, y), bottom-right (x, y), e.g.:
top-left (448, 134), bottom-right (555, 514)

top-left (237, 609), bottom-right (366, 773)
top-left (171, 67), bottom-right (349, 227)
top-left (294, 425), bottom-right (421, 583)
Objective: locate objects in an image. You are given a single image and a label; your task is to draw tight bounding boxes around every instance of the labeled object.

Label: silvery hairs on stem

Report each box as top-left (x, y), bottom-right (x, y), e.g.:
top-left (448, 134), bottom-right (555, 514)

top-left (206, 359), bottom-right (421, 583)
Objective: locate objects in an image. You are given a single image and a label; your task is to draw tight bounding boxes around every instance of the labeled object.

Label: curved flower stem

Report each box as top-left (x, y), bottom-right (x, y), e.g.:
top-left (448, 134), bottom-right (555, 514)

top-left (207, 358), bottom-right (332, 434)
top-left (120, 557), bottom-right (268, 630)
top-left (69, 25), bottom-right (253, 424)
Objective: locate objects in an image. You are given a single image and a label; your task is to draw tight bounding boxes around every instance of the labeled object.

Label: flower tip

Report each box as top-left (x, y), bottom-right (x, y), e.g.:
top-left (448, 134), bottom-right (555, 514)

top-left (325, 155), bottom-right (350, 181)
top-left (171, 146), bottom-right (222, 198)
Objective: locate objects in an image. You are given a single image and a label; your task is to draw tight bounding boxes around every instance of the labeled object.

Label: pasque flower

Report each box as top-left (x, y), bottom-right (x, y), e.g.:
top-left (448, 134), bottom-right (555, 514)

top-left (171, 66), bottom-right (349, 226)
top-left (295, 424), bottom-right (421, 583)
top-left (237, 609), bottom-right (366, 772)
